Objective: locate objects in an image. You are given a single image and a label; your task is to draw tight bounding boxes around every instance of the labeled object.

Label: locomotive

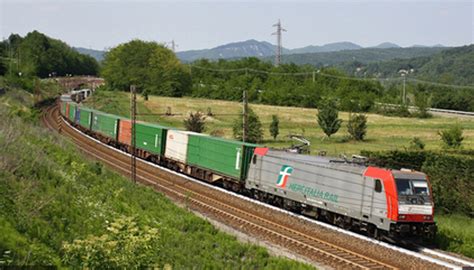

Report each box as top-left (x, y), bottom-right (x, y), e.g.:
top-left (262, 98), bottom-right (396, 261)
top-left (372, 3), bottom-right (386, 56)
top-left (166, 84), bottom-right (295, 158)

top-left (60, 101), bottom-right (437, 242)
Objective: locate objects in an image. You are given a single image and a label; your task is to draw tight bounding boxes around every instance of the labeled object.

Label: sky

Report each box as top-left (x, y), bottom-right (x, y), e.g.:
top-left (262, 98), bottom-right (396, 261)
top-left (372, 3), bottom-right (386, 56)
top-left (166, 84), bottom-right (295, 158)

top-left (1, 0), bottom-right (473, 51)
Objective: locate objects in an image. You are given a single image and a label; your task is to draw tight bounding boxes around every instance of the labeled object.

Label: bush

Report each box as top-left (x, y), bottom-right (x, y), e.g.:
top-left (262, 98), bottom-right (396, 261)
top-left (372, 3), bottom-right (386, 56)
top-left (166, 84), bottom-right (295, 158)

top-left (269, 115), bottom-right (279, 140)
top-left (183, 111), bottom-right (206, 133)
top-left (413, 84), bottom-right (432, 118)
top-left (317, 98), bottom-right (342, 138)
top-left (439, 124), bottom-right (464, 149)
top-left (374, 103), bottom-right (411, 118)
top-left (410, 137), bottom-right (425, 150)
top-left (347, 113), bottom-right (367, 141)
top-left (63, 216), bottom-right (160, 268)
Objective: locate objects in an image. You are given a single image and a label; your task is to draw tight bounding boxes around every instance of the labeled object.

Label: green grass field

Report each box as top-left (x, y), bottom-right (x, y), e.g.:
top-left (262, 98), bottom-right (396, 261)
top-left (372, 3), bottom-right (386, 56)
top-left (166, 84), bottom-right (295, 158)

top-left (85, 90), bottom-right (474, 156)
top-left (436, 214), bottom-right (474, 258)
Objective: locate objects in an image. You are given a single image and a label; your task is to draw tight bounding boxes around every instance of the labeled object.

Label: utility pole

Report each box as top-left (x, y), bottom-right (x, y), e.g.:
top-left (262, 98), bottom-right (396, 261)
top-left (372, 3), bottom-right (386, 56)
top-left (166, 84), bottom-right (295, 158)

top-left (130, 85), bottom-right (137, 184)
top-left (399, 69), bottom-right (408, 105)
top-left (402, 75), bottom-right (406, 104)
top-left (242, 90), bottom-right (248, 143)
top-left (272, 19), bottom-right (286, 66)
top-left (312, 70), bottom-right (316, 83)
top-left (8, 39), bottom-right (13, 77)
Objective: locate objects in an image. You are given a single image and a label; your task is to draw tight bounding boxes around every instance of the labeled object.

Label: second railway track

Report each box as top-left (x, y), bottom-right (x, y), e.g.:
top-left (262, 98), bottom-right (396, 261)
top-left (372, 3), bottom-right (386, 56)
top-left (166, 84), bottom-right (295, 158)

top-left (43, 103), bottom-right (455, 269)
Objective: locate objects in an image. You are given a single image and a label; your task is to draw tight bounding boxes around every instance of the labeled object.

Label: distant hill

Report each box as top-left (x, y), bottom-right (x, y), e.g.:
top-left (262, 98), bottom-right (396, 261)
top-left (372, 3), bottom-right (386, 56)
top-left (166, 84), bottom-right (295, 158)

top-left (290, 42), bottom-right (362, 54)
top-left (350, 44), bottom-right (474, 85)
top-left (371, 42), bottom-right (401, 49)
top-left (272, 47), bottom-right (447, 68)
top-left (74, 47), bottom-right (105, 62)
top-left (176, 39), bottom-right (285, 62)
top-left (176, 39), bottom-right (447, 63)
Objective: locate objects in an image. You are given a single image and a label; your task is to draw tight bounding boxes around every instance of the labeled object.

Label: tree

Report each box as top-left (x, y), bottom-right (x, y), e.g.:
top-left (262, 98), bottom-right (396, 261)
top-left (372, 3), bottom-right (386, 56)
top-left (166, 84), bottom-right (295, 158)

top-left (183, 111), bottom-right (206, 133)
top-left (347, 113), bottom-right (367, 141)
top-left (439, 124), bottom-right (464, 148)
top-left (101, 40), bottom-right (191, 96)
top-left (317, 98), bottom-right (342, 138)
top-left (233, 107), bottom-right (263, 143)
top-left (414, 84), bottom-right (432, 118)
top-left (269, 114), bottom-right (279, 140)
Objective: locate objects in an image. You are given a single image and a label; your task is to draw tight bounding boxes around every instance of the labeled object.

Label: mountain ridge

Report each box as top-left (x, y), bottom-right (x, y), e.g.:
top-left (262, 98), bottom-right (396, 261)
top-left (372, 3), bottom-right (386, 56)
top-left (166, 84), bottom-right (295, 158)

top-left (74, 40), bottom-right (448, 64)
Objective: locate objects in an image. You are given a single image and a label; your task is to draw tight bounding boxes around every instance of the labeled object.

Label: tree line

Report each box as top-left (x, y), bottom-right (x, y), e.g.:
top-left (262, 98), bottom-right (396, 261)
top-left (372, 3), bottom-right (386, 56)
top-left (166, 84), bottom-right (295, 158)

top-left (0, 31), bottom-right (99, 83)
top-left (97, 39), bottom-right (473, 113)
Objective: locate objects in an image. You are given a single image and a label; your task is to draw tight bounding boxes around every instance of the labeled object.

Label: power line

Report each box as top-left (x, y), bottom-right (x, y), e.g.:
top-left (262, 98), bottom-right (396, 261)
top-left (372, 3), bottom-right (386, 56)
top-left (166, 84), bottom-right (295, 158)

top-left (189, 65), bottom-right (474, 89)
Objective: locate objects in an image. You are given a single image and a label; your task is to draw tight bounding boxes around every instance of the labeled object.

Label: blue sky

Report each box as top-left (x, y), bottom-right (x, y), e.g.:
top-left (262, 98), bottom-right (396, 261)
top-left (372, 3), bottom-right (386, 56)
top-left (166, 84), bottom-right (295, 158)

top-left (1, 0), bottom-right (473, 51)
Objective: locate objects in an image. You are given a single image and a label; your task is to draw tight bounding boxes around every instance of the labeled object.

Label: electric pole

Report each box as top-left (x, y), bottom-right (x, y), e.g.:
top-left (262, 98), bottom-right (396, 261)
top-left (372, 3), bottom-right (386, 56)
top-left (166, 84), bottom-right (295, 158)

top-left (130, 85), bottom-right (137, 184)
top-left (170, 40), bottom-right (178, 52)
top-left (399, 69), bottom-right (408, 105)
top-left (272, 19), bottom-right (286, 66)
top-left (242, 90), bottom-right (248, 143)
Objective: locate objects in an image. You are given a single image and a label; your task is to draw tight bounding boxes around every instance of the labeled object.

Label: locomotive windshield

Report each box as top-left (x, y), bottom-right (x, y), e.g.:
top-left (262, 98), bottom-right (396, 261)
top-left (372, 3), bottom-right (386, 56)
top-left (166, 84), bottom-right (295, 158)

top-left (395, 179), bottom-right (430, 196)
top-left (395, 178), bottom-right (431, 205)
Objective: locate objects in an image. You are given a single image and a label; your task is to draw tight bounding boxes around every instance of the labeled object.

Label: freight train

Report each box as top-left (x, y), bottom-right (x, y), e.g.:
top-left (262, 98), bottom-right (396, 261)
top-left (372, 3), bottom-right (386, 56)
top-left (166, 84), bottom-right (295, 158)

top-left (60, 101), bottom-right (437, 242)
top-left (60, 89), bottom-right (92, 103)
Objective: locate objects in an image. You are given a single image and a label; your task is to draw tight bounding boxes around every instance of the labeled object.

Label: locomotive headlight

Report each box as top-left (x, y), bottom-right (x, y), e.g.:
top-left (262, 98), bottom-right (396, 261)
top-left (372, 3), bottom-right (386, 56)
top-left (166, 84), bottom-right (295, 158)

top-left (423, 215), bottom-right (432, 220)
top-left (398, 215), bottom-right (406, 220)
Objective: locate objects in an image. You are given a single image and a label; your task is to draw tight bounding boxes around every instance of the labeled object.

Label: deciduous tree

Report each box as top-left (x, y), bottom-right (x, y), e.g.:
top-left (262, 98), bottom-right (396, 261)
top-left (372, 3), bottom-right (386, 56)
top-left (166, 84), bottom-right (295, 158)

top-left (317, 98), bottom-right (342, 138)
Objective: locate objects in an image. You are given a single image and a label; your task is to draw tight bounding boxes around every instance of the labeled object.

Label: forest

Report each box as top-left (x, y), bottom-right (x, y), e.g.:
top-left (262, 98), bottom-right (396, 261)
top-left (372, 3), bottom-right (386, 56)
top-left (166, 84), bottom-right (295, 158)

top-left (0, 31), bottom-right (98, 80)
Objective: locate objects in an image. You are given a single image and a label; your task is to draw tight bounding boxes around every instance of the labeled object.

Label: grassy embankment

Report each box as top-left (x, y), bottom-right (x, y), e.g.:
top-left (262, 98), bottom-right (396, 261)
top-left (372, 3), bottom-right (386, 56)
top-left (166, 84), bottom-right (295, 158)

top-left (85, 90), bottom-right (474, 258)
top-left (85, 90), bottom-right (474, 156)
top-left (0, 82), bottom-right (313, 268)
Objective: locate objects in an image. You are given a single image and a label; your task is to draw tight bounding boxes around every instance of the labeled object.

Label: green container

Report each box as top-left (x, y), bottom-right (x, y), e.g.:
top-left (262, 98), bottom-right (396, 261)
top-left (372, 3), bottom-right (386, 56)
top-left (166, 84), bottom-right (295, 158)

top-left (68, 103), bottom-right (77, 121)
top-left (61, 102), bottom-right (67, 116)
top-left (187, 135), bottom-right (256, 181)
top-left (79, 107), bottom-right (93, 129)
top-left (135, 122), bottom-right (168, 155)
top-left (91, 111), bottom-right (120, 139)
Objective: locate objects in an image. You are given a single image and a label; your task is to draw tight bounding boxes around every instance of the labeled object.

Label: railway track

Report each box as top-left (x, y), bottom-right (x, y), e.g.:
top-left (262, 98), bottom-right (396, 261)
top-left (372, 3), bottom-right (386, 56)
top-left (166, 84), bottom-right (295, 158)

top-left (42, 103), bottom-right (464, 269)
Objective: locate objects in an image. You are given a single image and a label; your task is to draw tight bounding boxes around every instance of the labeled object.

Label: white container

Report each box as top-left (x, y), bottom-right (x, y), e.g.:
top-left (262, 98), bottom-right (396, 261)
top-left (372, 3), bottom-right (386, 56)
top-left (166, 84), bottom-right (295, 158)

top-left (164, 130), bottom-right (191, 163)
top-left (165, 130), bottom-right (207, 163)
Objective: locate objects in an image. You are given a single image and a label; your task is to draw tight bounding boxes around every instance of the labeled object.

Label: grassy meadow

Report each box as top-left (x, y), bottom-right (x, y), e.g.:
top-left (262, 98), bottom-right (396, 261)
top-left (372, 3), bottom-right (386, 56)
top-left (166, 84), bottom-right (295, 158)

top-left (85, 90), bottom-right (474, 156)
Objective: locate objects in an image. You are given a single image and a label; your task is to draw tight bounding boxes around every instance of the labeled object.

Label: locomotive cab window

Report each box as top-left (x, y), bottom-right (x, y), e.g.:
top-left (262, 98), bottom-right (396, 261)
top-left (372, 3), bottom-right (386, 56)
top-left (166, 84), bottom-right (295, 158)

top-left (374, 179), bottom-right (382, 193)
top-left (252, 154), bottom-right (257, 164)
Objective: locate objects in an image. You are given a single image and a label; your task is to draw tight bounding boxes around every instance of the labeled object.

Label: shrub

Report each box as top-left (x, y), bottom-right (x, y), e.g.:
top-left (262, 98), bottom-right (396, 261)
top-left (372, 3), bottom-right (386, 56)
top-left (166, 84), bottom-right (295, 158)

top-left (269, 115), bottom-right (279, 140)
top-left (439, 124), bottom-right (464, 148)
top-left (183, 111), bottom-right (206, 133)
top-left (347, 113), bottom-right (367, 141)
top-left (317, 98), bottom-right (342, 138)
top-left (414, 85), bottom-right (432, 118)
top-left (142, 89), bottom-right (149, 101)
top-left (410, 137), bottom-right (425, 150)
top-left (63, 217), bottom-right (160, 268)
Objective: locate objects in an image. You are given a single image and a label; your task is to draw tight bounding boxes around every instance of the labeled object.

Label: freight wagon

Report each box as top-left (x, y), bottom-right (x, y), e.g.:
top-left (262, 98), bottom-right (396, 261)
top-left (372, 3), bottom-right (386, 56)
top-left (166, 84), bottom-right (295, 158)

top-left (186, 134), bottom-right (256, 187)
top-left (91, 111), bottom-right (121, 142)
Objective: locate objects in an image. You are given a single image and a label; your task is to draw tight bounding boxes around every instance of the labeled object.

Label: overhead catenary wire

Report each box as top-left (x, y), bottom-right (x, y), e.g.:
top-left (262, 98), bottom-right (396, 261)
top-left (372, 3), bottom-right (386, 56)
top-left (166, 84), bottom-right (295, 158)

top-left (189, 64), bottom-right (474, 89)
